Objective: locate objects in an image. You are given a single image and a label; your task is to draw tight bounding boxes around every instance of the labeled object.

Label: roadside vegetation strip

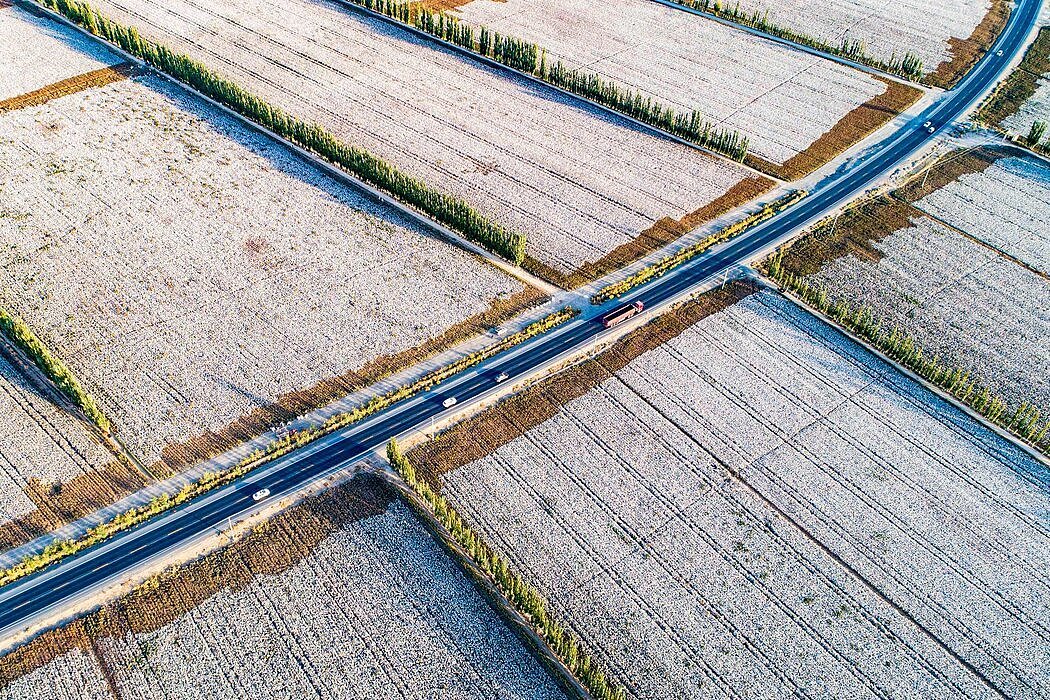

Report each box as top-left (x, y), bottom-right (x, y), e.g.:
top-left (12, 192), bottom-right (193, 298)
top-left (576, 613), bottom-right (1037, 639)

top-left (33, 0), bottom-right (526, 264)
top-left (590, 189), bottom-right (807, 305)
top-left (661, 0), bottom-right (924, 82)
top-left (0, 62), bottom-right (136, 113)
top-left (0, 309), bottom-right (110, 434)
top-left (977, 26), bottom-right (1050, 156)
top-left (766, 253), bottom-right (1050, 457)
top-left (346, 0), bottom-right (749, 161)
top-left (387, 440), bottom-right (627, 700)
top-left (0, 307), bottom-right (578, 589)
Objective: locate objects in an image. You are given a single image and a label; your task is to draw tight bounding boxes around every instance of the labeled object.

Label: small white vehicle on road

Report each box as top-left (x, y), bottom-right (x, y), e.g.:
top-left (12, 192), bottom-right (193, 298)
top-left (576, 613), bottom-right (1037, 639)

top-left (495, 371), bottom-right (510, 383)
top-left (442, 396), bottom-right (458, 408)
top-left (996, 49), bottom-right (1004, 56)
top-left (252, 488), bottom-right (270, 501)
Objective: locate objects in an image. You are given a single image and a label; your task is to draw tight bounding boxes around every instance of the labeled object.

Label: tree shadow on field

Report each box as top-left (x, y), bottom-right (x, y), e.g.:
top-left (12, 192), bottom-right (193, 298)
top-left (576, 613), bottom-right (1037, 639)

top-left (310, 0), bottom-right (676, 144)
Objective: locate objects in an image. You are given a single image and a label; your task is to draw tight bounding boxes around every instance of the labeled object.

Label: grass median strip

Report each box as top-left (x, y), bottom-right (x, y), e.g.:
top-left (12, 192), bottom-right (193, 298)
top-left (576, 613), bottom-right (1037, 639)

top-left (766, 253), bottom-right (1050, 456)
top-left (32, 0), bottom-right (526, 264)
top-left (591, 189), bottom-right (807, 305)
top-left (387, 439), bottom-right (627, 700)
top-left (0, 306), bottom-right (578, 589)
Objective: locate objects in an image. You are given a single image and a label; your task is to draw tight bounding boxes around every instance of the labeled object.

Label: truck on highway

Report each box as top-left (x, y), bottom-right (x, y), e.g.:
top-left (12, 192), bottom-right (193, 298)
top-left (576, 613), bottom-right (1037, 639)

top-left (599, 300), bottom-right (644, 328)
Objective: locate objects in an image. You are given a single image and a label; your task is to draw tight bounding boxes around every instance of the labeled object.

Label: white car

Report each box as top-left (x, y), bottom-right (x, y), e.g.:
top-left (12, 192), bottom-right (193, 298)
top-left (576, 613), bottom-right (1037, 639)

top-left (495, 371), bottom-right (510, 384)
top-left (252, 488), bottom-right (271, 501)
top-left (996, 49), bottom-right (1004, 56)
top-left (442, 396), bottom-right (458, 408)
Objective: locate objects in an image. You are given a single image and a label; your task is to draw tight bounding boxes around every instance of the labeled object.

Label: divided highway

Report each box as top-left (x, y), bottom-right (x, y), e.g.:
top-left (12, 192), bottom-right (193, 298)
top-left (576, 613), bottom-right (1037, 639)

top-left (0, 0), bottom-right (1041, 641)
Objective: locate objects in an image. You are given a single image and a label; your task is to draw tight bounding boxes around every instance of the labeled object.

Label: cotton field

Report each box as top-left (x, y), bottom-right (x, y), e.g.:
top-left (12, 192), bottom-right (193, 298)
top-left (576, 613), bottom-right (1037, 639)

top-left (717, 0), bottom-right (994, 78)
top-left (807, 152), bottom-right (1050, 409)
top-left (0, 352), bottom-right (112, 524)
top-left (0, 4), bottom-right (119, 101)
top-left (1001, 76), bottom-right (1050, 137)
top-left (445, 0), bottom-right (888, 167)
top-left (0, 477), bottom-right (568, 699)
top-left (0, 75), bottom-right (525, 466)
top-left (88, 0), bottom-right (755, 275)
top-left (434, 290), bottom-right (1050, 699)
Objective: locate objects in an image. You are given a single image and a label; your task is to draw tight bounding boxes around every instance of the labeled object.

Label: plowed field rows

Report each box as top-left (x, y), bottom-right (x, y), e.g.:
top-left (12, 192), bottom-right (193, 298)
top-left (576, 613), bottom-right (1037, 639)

top-left (0, 352), bottom-right (111, 524)
top-left (0, 477), bottom-right (568, 699)
top-left (444, 0), bottom-right (886, 167)
top-left (809, 151), bottom-right (1050, 409)
top-left (87, 0), bottom-right (754, 275)
top-left (0, 4), bottom-right (119, 101)
top-left (710, 0), bottom-right (994, 79)
top-left (433, 291), bottom-right (1049, 699)
top-left (0, 75), bottom-right (524, 467)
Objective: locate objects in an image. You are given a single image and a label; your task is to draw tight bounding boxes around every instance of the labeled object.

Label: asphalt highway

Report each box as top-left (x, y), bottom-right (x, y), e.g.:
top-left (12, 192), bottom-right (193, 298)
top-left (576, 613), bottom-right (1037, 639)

top-left (0, 0), bottom-right (1041, 639)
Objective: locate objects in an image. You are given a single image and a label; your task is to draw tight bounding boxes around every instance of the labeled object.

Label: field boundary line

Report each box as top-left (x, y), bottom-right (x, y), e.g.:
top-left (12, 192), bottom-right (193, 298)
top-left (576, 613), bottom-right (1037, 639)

top-left (327, 0), bottom-right (775, 181)
top-left (752, 272), bottom-right (1050, 467)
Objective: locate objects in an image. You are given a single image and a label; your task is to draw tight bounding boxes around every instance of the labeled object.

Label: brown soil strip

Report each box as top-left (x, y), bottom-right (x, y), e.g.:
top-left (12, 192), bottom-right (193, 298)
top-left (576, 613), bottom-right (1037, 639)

top-left (0, 63), bottom-right (138, 115)
top-left (0, 1), bottom-right (12, 9)
top-left (0, 472), bottom-right (394, 684)
top-left (522, 176), bottom-right (775, 289)
top-left (926, 0), bottom-right (1012, 89)
top-left (771, 146), bottom-right (1002, 278)
top-left (747, 78), bottom-right (924, 181)
top-left (408, 280), bottom-right (760, 489)
top-left (979, 26), bottom-right (1050, 127)
top-left (0, 460), bottom-right (149, 551)
top-left (154, 286), bottom-right (548, 475)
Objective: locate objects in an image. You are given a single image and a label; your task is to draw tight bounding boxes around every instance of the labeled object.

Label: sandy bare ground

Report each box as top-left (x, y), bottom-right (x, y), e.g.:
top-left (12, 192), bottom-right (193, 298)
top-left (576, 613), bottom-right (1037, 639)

top-left (88, 0), bottom-right (755, 275)
top-left (427, 290), bottom-right (1049, 699)
top-left (0, 3), bottom-right (119, 101)
top-left (0, 75), bottom-right (525, 468)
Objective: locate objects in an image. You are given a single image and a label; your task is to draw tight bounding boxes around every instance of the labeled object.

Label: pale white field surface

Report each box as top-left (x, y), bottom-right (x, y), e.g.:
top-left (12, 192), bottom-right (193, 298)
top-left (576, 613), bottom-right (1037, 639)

top-left (0, 353), bottom-right (112, 524)
top-left (0, 649), bottom-right (112, 700)
top-left (710, 0), bottom-right (991, 74)
top-left (0, 76), bottom-right (522, 465)
top-left (0, 4), bottom-right (119, 101)
top-left (814, 216), bottom-right (1050, 410)
top-left (449, 0), bottom-right (885, 165)
top-left (1001, 77), bottom-right (1050, 138)
top-left (913, 155), bottom-right (1050, 274)
top-left (443, 291), bottom-right (1050, 700)
top-left (91, 498), bottom-right (567, 700)
top-left (90, 0), bottom-right (752, 273)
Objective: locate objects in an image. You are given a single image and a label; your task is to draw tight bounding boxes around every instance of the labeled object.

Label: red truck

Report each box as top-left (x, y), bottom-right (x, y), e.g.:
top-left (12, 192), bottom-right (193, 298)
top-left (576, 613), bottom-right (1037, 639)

top-left (599, 300), bottom-right (644, 328)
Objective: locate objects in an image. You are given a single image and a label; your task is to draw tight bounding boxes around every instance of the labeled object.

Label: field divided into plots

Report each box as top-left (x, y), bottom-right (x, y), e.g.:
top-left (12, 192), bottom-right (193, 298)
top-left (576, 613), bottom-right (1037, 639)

top-left (0, 475), bottom-right (569, 700)
top-left (439, 0), bottom-right (914, 175)
top-left (0, 3), bottom-right (120, 101)
top-left (413, 288), bottom-right (1050, 699)
top-left (0, 72), bottom-right (531, 474)
top-left (87, 0), bottom-right (758, 278)
top-left (777, 147), bottom-right (1050, 411)
top-left (694, 0), bottom-right (1002, 86)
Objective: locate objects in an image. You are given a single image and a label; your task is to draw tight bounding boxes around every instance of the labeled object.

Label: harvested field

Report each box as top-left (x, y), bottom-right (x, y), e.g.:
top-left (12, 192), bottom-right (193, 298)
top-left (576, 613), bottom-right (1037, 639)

top-left (0, 347), bottom-right (114, 526)
top-left (708, 0), bottom-right (1000, 86)
top-left (0, 474), bottom-right (569, 700)
top-left (414, 288), bottom-right (1050, 700)
top-left (88, 0), bottom-right (756, 277)
top-left (437, 0), bottom-right (897, 170)
top-left (0, 74), bottom-right (529, 470)
top-left (777, 147), bottom-right (1050, 410)
top-left (0, 4), bottom-right (119, 101)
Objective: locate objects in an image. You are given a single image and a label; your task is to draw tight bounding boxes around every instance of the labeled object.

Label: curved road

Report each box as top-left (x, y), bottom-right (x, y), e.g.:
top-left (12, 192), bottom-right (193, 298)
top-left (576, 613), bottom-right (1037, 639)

top-left (0, 0), bottom-right (1041, 641)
